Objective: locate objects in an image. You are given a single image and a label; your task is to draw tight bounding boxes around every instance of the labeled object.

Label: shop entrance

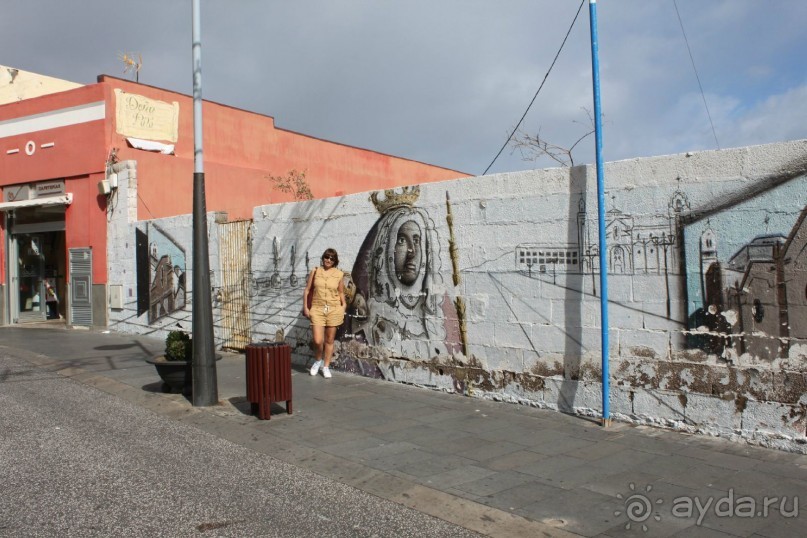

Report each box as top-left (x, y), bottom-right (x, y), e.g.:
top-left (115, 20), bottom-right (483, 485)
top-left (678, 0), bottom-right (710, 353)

top-left (7, 207), bottom-right (66, 324)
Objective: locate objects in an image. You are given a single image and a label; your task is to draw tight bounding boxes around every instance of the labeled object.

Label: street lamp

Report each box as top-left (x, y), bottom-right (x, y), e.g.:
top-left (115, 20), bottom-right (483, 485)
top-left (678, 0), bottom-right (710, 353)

top-left (191, 0), bottom-right (218, 406)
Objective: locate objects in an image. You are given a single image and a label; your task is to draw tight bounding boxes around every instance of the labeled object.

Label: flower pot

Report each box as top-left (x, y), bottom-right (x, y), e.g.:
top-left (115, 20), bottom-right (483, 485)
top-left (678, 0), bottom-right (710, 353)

top-left (146, 355), bottom-right (222, 395)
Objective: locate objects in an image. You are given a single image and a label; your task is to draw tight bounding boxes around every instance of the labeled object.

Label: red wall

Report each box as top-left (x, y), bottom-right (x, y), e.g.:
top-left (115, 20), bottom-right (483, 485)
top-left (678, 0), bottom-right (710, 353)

top-left (0, 85), bottom-right (107, 183)
top-left (101, 77), bottom-right (468, 220)
top-left (0, 75), bottom-right (469, 287)
top-left (0, 86), bottom-right (109, 284)
top-left (63, 174), bottom-right (108, 282)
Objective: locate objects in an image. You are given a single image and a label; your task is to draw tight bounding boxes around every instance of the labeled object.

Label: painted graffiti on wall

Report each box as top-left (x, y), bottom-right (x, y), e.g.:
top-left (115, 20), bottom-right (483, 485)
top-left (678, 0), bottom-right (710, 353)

top-left (140, 223), bottom-right (187, 324)
top-left (345, 186), bottom-right (462, 359)
top-left (513, 188), bottom-right (689, 323)
top-left (683, 175), bottom-right (807, 360)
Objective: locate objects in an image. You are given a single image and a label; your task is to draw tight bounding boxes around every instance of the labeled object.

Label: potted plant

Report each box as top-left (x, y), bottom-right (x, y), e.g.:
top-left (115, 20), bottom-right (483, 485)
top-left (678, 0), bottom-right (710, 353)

top-left (146, 330), bottom-right (193, 394)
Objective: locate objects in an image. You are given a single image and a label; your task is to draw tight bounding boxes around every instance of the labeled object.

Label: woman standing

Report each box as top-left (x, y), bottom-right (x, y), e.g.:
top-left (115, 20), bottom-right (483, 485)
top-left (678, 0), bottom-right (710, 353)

top-left (303, 248), bottom-right (346, 378)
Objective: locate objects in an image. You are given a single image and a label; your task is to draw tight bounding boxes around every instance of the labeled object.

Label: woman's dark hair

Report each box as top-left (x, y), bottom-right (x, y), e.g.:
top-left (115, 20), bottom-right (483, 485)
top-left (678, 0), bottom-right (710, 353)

top-left (322, 248), bottom-right (339, 267)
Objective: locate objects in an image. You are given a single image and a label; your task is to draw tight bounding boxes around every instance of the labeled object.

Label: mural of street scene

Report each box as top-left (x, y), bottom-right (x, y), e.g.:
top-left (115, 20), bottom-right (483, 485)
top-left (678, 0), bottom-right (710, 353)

top-left (139, 223), bottom-right (187, 324)
top-left (683, 175), bottom-right (807, 360)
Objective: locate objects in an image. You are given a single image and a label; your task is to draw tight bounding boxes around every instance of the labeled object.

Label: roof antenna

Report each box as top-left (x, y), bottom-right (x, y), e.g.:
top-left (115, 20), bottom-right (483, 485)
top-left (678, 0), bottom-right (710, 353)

top-left (119, 52), bottom-right (142, 82)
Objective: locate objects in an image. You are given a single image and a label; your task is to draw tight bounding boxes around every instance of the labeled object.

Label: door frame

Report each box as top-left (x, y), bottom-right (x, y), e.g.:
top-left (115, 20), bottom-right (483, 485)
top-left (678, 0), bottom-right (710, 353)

top-left (7, 218), bottom-right (66, 324)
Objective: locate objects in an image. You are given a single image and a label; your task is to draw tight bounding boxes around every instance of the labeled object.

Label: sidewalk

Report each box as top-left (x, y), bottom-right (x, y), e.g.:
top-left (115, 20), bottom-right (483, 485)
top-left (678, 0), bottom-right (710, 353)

top-left (2, 325), bottom-right (805, 537)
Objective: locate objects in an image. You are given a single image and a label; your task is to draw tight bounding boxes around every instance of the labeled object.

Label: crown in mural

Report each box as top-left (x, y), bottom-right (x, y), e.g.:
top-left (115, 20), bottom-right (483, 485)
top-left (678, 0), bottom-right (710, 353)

top-left (369, 186), bottom-right (421, 213)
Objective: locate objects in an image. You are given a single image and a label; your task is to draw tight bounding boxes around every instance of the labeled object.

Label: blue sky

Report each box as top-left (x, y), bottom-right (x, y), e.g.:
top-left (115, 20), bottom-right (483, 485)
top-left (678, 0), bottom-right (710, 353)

top-left (2, 0), bottom-right (806, 175)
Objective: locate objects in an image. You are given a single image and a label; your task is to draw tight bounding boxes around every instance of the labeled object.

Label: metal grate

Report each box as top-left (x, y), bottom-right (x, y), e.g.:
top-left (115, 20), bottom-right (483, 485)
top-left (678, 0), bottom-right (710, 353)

top-left (69, 248), bottom-right (93, 326)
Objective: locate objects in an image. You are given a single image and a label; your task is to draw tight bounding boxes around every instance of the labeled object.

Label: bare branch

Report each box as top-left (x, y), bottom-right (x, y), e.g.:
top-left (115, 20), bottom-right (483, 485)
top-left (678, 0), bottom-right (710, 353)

top-left (509, 107), bottom-right (596, 167)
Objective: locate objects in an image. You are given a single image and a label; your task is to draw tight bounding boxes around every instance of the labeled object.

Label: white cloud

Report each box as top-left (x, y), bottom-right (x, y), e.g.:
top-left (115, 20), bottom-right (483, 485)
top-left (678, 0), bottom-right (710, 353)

top-left (723, 83), bottom-right (807, 147)
top-left (2, 0), bottom-right (805, 175)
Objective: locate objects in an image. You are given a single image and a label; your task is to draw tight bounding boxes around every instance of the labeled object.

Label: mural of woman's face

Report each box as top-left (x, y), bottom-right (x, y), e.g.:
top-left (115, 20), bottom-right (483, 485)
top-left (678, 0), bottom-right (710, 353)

top-left (394, 220), bottom-right (422, 285)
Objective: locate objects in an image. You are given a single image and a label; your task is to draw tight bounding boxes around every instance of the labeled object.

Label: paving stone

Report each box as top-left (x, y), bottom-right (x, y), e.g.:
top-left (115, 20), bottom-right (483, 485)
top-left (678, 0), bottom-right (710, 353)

top-left (531, 459), bottom-right (618, 490)
top-left (663, 461), bottom-right (742, 491)
top-left (527, 433), bottom-right (598, 455)
top-left (582, 470), bottom-right (663, 499)
top-left (601, 508), bottom-right (697, 538)
top-left (512, 454), bottom-right (586, 479)
top-left (420, 465), bottom-right (498, 490)
top-left (582, 447), bottom-right (659, 473)
top-left (516, 488), bottom-right (620, 536)
top-left (480, 481), bottom-right (563, 512)
top-left (395, 453), bottom-right (478, 479)
top-left (627, 454), bottom-right (703, 481)
top-left (454, 439), bottom-right (525, 462)
top-left (668, 526), bottom-right (738, 537)
top-left (752, 460), bottom-right (807, 482)
top-left (479, 449), bottom-right (548, 472)
top-left (751, 505), bottom-right (806, 538)
top-left (317, 435), bottom-right (388, 458)
top-left (564, 439), bottom-right (628, 461)
top-left (452, 470), bottom-right (535, 497)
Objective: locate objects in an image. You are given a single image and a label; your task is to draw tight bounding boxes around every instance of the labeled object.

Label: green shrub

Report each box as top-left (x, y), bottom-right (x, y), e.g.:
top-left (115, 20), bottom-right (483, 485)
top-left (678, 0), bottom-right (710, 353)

top-left (165, 330), bottom-right (192, 361)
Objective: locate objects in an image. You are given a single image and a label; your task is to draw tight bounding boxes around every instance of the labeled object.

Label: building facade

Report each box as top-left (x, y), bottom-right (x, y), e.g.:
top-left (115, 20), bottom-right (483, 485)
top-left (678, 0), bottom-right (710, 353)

top-left (0, 67), bottom-right (466, 327)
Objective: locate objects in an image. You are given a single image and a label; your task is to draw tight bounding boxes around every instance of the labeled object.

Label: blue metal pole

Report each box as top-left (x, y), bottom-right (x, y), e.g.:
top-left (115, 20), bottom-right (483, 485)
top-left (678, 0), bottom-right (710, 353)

top-left (589, 0), bottom-right (610, 426)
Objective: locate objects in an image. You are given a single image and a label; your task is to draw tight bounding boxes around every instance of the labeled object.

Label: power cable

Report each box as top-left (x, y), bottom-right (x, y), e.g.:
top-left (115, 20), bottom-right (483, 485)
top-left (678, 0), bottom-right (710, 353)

top-left (482, 0), bottom-right (586, 175)
top-left (673, 0), bottom-right (720, 149)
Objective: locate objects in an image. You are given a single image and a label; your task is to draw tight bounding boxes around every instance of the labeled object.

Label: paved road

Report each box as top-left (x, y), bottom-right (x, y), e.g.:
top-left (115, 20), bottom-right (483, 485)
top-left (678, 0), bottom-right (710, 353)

top-left (0, 353), bottom-right (480, 537)
top-left (2, 326), bottom-right (806, 537)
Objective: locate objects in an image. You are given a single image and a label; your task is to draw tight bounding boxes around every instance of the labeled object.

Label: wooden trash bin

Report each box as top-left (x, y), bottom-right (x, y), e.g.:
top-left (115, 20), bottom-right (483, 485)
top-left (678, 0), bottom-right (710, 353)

top-left (245, 342), bottom-right (292, 420)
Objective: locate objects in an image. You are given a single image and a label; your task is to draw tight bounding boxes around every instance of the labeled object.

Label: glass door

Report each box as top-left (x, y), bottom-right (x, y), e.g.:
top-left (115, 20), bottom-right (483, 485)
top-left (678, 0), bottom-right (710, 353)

top-left (16, 233), bottom-right (47, 322)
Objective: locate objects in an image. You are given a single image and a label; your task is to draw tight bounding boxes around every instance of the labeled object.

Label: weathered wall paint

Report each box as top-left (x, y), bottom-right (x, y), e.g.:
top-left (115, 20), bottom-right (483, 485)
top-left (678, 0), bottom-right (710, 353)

top-left (107, 140), bottom-right (807, 452)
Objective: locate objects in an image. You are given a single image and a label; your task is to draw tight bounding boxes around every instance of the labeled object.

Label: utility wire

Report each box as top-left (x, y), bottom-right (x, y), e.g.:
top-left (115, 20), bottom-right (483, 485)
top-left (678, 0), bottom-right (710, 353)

top-left (482, 0), bottom-right (586, 175)
top-left (673, 0), bottom-right (720, 149)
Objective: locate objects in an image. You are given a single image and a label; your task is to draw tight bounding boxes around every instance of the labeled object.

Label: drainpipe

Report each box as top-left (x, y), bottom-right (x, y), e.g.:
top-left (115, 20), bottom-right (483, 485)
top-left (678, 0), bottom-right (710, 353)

top-left (589, 0), bottom-right (610, 426)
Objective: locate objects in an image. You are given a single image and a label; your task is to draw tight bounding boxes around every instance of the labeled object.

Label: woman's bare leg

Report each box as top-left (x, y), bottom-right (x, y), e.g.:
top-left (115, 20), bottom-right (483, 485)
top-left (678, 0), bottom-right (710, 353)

top-left (311, 325), bottom-right (325, 360)
top-left (323, 326), bottom-right (337, 367)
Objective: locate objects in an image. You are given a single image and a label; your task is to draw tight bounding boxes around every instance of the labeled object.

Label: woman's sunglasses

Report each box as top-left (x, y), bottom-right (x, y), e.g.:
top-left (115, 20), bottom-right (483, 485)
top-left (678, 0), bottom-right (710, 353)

top-left (322, 255), bottom-right (335, 261)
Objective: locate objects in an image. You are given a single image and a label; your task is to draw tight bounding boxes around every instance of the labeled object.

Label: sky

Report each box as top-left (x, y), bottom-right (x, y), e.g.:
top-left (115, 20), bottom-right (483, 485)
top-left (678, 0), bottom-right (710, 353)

top-left (3, 0), bottom-right (806, 175)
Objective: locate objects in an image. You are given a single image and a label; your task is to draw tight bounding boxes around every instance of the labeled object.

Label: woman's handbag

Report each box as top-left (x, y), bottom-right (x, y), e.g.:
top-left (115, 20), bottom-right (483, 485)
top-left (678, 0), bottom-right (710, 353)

top-left (303, 268), bottom-right (317, 315)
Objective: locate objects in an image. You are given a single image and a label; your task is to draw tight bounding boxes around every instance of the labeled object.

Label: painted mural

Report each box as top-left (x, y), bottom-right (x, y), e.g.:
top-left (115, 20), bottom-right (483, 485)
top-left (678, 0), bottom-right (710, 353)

top-left (345, 186), bottom-right (463, 359)
top-left (107, 140), bottom-right (807, 450)
top-left (683, 175), bottom-right (807, 360)
top-left (144, 223), bottom-right (187, 324)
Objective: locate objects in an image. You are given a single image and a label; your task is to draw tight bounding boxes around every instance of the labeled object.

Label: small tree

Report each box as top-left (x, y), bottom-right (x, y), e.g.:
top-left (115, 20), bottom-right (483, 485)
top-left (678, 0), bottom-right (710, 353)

top-left (266, 169), bottom-right (313, 201)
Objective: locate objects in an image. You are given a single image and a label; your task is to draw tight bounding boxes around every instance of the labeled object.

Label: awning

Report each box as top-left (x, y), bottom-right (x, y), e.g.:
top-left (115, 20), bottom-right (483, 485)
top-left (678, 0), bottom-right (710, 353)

top-left (0, 193), bottom-right (73, 211)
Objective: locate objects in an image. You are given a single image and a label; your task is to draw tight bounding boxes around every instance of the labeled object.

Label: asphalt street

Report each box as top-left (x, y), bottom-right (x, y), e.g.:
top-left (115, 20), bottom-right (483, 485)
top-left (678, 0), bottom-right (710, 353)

top-left (0, 352), bottom-right (479, 537)
top-left (1, 325), bottom-right (806, 537)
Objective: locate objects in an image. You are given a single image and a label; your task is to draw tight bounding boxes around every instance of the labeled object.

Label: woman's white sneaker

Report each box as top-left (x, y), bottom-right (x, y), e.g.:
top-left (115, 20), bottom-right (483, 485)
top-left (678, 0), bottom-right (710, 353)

top-left (322, 367), bottom-right (332, 378)
top-left (309, 360), bottom-right (323, 376)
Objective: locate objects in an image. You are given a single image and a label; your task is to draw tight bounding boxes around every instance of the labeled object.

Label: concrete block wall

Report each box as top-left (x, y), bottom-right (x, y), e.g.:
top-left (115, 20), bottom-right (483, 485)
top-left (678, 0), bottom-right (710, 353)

top-left (104, 140), bottom-right (807, 452)
top-left (247, 139), bottom-right (807, 452)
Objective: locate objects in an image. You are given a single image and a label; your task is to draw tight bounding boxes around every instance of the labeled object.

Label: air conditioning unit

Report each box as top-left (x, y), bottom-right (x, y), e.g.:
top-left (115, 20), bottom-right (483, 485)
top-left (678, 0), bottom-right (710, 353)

top-left (97, 180), bottom-right (111, 195)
